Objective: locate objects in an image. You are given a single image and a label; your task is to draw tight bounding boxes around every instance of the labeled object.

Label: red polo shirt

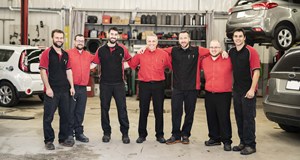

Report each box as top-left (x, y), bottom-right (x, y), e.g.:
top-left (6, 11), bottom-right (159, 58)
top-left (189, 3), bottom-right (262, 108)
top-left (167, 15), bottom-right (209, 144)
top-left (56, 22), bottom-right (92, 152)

top-left (130, 48), bottom-right (172, 82)
top-left (67, 48), bottom-right (95, 86)
top-left (202, 55), bottom-right (232, 93)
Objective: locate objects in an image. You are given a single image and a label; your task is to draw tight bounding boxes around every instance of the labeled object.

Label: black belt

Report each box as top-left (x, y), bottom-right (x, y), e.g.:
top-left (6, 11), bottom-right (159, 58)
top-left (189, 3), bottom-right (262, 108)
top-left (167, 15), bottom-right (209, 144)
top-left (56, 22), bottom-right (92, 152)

top-left (140, 80), bottom-right (164, 84)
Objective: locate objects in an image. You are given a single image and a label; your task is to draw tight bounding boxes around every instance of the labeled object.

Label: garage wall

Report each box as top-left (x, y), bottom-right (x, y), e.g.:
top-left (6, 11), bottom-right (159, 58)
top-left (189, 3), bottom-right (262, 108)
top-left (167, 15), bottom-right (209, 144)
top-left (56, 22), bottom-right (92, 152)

top-left (0, 0), bottom-right (237, 45)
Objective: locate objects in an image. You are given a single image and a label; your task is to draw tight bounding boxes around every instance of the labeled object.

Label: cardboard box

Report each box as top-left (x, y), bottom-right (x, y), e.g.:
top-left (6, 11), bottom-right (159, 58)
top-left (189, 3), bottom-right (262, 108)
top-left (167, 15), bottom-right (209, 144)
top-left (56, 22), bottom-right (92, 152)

top-left (134, 16), bottom-right (141, 24)
top-left (111, 16), bottom-right (121, 24)
top-left (120, 19), bottom-right (129, 24)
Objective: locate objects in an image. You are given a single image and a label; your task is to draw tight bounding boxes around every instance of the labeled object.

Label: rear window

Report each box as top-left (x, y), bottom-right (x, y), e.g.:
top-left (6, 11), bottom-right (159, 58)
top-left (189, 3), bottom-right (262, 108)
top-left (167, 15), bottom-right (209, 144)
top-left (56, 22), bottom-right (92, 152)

top-left (0, 49), bottom-right (14, 62)
top-left (26, 49), bottom-right (43, 64)
top-left (273, 50), bottom-right (300, 72)
top-left (235, 0), bottom-right (261, 6)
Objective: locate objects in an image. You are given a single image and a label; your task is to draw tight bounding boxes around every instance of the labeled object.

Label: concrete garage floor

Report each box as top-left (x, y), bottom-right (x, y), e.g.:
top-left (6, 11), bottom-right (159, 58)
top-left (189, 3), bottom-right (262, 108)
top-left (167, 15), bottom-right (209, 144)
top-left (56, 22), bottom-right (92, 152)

top-left (0, 96), bottom-right (299, 160)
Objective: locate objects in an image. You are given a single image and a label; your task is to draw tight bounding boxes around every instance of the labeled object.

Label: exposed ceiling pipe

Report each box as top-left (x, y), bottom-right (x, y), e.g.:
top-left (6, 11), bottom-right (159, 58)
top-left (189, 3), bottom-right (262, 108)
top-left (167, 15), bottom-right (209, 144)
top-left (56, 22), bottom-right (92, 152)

top-left (8, 6), bottom-right (62, 15)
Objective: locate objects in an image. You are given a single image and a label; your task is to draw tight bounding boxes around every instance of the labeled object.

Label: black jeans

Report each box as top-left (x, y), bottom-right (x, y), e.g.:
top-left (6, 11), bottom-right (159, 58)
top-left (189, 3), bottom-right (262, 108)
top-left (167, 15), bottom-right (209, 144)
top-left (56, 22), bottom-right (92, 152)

top-left (171, 89), bottom-right (198, 139)
top-left (138, 81), bottom-right (165, 138)
top-left (204, 91), bottom-right (232, 144)
top-left (43, 91), bottom-right (70, 144)
top-left (69, 85), bottom-right (87, 137)
top-left (233, 91), bottom-right (256, 148)
top-left (100, 83), bottom-right (129, 136)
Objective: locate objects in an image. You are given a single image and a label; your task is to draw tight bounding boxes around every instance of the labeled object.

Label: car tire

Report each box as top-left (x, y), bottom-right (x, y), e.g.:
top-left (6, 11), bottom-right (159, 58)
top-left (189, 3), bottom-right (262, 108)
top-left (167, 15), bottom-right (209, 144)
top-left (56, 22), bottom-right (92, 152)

top-left (272, 25), bottom-right (295, 51)
top-left (0, 81), bottom-right (19, 107)
top-left (278, 123), bottom-right (300, 133)
top-left (38, 94), bottom-right (44, 102)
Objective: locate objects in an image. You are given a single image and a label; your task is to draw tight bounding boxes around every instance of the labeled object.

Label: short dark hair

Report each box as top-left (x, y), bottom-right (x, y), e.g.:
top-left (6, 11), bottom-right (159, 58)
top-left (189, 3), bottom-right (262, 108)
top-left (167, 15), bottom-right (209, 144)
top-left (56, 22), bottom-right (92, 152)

top-left (74, 34), bottom-right (84, 40)
top-left (179, 30), bottom-right (190, 37)
top-left (108, 27), bottom-right (118, 33)
top-left (51, 29), bottom-right (64, 38)
top-left (232, 28), bottom-right (246, 37)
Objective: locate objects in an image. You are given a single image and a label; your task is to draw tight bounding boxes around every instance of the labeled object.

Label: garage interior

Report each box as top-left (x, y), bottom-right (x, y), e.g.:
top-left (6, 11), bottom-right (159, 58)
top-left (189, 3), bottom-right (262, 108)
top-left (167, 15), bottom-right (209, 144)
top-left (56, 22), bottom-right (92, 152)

top-left (0, 0), bottom-right (300, 160)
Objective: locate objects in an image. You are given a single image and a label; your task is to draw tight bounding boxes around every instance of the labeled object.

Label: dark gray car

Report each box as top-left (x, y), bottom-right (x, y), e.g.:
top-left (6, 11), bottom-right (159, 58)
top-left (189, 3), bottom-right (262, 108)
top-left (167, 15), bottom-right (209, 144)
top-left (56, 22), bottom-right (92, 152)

top-left (226, 0), bottom-right (300, 51)
top-left (263, 46), bottom-right (300, 132)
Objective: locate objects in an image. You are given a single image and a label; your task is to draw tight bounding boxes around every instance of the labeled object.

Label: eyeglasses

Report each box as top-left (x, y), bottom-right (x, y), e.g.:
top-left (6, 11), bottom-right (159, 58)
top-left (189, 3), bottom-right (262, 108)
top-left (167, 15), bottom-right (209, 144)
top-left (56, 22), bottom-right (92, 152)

top-left (209, 46), bottom-right (221, 49)
top-left (75, 40), bottom-right (85, 43)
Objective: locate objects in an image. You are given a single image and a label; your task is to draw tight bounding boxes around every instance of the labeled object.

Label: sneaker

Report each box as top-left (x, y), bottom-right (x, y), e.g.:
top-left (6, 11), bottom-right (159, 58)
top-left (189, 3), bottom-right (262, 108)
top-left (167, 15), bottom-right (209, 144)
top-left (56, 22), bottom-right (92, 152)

top-left (240, 146), bottom-right (256, 155)
top-left (136, 137), bottom-right (146, 143)
top-left (76, 134), bottom-right (89, 143)
top-left (181, 136), bottom-right (190, 144)
top-left (156, 137), bottom-right (166, 143)
top-left (204, 139), bottom-right (221, 146)
top-left (45, 142), bottom-right (55, 150)
top-left (224, 143), bottom-right (232, 151)
top-left (232, 143), bottom-right (245, 151)
top-left (102, 135), bottom-right (111, 143)
top-left (166, 136), bottom-right (181, 145)
top-left (122, 135), bottom-right (130, 144)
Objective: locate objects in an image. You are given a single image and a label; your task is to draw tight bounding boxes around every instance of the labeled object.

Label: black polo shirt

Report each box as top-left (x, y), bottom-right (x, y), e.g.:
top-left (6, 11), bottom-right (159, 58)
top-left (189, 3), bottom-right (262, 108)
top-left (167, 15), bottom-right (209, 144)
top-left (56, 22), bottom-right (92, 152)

top-left (229, 45), bottom-right (260, 93)
top-left (94, 43), bottom-right (131, 84)
top-left (169, 46), bottom-right (209, 90)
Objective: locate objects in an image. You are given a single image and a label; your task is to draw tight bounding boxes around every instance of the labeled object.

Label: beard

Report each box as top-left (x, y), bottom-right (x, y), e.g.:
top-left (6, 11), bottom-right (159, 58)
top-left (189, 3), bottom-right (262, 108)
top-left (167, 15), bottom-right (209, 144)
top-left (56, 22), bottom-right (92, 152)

top-left (109, 38), bottom-right (117, 44)
top-left (180, 43), bottom-right (189, 49)
top-left (76, 45), bottom-right (84, 50)
top-left (53, 41), bottom-right (63, 48)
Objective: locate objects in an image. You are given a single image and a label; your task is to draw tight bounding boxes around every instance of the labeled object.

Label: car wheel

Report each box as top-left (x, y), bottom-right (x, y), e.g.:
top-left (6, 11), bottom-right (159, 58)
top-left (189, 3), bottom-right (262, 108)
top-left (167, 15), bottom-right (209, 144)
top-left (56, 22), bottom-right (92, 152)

top-left (0, 81), bottom-right (19, 107)
top-left (278, 123), bottom-right (300, 133)
top-left (272, 25), bottom-right (295, 51)
top-left (38, 94), bottom-right (44, 102)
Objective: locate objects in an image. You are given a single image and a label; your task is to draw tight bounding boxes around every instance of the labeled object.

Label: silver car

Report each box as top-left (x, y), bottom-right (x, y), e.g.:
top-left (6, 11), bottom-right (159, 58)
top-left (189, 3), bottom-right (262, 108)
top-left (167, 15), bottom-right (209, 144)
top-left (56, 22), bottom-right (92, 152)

top-left (226, 0), bottom-right (300, 51)
top-left (263, 46), bottom-right (300, 132)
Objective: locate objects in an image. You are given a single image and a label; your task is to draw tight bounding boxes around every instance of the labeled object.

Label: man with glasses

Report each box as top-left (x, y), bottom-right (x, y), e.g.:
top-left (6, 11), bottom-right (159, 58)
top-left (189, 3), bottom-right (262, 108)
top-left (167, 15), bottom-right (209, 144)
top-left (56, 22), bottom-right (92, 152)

top-left (66, 34), bottom-right (95, 144)
top-left (93, 27), bottom-right (131, 144)
top-left (202, 40), bottom-right (233, 151)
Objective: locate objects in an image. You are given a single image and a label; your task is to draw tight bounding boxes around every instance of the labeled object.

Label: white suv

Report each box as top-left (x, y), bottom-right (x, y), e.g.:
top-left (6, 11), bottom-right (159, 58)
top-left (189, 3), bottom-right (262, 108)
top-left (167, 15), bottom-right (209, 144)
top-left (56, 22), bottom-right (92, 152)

top-left (0, 45), bottom-right (44, 107)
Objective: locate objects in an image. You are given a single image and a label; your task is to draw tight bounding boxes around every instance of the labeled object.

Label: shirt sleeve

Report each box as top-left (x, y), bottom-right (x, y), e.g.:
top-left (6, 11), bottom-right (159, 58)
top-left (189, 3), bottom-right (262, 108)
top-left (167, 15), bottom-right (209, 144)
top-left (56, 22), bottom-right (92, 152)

top-left (39, 50), bottom-right (49, 70)
top-left (198, 47), bottom-right (210, 57)
top-left (163, 50), bottom-right (172, 70)
top-left (92, 48), bottom-right (100, 64)
top-left (249, 47), bottom-right (261, 70)
top-left (119, 44), bottom-right (132, 61)
top-left (129, 54), bottom-right (140, 69)
top-left (162, 47), bottom-right (173, 55)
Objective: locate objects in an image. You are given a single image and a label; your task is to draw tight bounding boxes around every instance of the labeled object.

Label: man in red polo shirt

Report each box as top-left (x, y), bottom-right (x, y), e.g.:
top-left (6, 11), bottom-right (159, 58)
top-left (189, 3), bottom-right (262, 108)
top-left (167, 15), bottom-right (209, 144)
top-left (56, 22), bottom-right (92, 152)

top-left (202, 40), bottom-right (233, 151)
top-left (130, 34), bottom-right (171, 144)
top-left (39, 29), bottom-right (75, 150)
top-left (67, 34), bottom-right (95, 144)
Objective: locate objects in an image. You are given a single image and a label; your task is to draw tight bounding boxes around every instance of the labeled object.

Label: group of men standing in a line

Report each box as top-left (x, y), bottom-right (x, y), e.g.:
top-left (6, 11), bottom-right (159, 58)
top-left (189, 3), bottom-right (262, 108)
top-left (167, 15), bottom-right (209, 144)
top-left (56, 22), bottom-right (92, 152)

top-left (39, 27), bottom-right (260, 156)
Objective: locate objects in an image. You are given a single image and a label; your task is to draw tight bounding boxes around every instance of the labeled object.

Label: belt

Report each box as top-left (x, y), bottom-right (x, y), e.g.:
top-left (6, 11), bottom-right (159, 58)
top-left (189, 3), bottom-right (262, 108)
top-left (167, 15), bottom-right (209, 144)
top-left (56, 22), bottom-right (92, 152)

top-left (140, 80), bottom-right (164, 84)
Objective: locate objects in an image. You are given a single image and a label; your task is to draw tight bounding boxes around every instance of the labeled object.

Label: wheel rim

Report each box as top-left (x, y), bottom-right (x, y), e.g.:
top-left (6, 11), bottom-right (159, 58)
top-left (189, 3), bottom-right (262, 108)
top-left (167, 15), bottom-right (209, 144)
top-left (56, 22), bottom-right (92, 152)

top-left (278, 29), bottom-right (292, 48)
top-left (0, 85), bottom-right (13, 105)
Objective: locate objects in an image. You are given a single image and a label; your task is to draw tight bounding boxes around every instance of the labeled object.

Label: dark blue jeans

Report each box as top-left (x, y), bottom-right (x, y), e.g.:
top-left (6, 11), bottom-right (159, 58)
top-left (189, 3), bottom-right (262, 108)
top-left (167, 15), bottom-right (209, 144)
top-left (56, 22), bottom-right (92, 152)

top-left (233, 91), bottom-right (256, 148)
top-left (69, 85), bottom-right (87, 137)
top-left (171, 89), bottom-right (198, 139)
top-left (43, 91), bottom-right (70, 144)
top-left (100, 83), bottom-right (129, 136)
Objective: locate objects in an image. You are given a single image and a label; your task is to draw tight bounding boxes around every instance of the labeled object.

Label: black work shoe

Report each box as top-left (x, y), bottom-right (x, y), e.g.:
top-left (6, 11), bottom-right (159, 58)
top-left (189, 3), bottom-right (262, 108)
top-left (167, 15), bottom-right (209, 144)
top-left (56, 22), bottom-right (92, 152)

top-left (45, 142), bottom-right (55, 150)
top-left (232, 144), bottom-right (245, 151)
top-left (224, 144), bottom-right (232, 151)
top-left (59, 141), bottom-right (73, 147)
top-left (136, 137), bottom-right (146, 143)
top-left (166, 136), bottom-right (181, 145)
top-left (181, 136), bottom-right (190, 144)
top-left (122, 135), bottom-right (130, 144)
top-left (156, 137), bottom-right (166, 143)
top-left (240, 146), bottom-right (256, 155)
top-left (76, 134), bottom-right (89, 143)
top-left (102, 135), bottom-right (111, 143)
top-left (66, 136), bottom-right (75, 146)
top-left (204, 139), bottom-right (221, 146)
